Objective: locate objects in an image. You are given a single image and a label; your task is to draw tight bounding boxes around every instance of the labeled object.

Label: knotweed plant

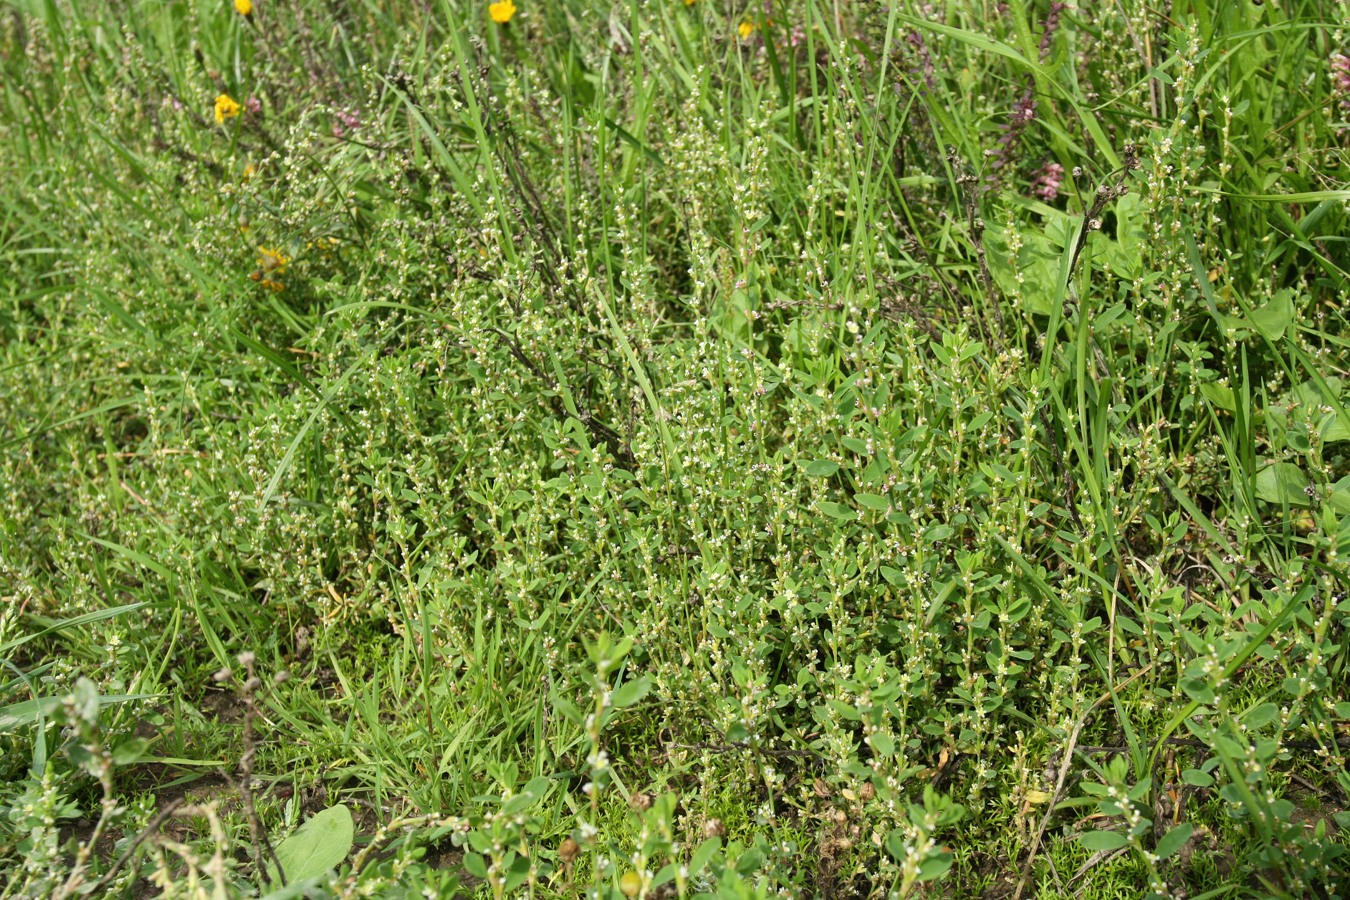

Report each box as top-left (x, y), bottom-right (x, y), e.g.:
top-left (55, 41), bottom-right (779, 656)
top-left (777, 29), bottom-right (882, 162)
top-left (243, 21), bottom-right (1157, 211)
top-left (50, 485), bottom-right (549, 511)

top-left (0, 0), bottom-right (1347, 898)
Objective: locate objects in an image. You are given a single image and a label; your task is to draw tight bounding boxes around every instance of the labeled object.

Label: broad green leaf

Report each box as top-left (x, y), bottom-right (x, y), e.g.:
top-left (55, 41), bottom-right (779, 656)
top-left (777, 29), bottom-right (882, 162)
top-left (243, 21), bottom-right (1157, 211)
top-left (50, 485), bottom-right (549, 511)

top-left (985, 218), bottom-right (1064, 317)
top-left (804, 459), bottom-right (839, 477)
top-left (504, 853), bottom-right (531, 891)
top-left (270, 805), bottom-right (354, 884)
top-left (1322, 413), bottom-right (1350, 443)
top-left (1247, 289), bottom-right (1294, 341)
top-left (1199, 382), bottom-right (1235, 412)
top-left (1255, 463), bottom-right (1310, 507)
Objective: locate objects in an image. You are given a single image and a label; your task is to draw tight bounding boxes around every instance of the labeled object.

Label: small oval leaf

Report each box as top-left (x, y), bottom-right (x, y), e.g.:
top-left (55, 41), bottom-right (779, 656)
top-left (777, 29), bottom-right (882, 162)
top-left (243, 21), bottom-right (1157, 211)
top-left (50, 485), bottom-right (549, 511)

top-left (1079, 830), bottom-right (1130, 852)
top-left (611, 676), bottom-right (652, 708)
top-left (816, 501), bottom-right (857, 521)
top-left (1154, 823), bottom-right (1194, 860)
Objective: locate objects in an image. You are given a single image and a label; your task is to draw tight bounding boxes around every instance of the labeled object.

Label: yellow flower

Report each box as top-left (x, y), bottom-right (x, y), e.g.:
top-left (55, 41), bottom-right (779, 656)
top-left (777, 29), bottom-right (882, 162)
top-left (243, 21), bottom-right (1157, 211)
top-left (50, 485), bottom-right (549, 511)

top-left (255, 246), bottom-right (289, 274)
top-left (737, 19), bottom-right (755, 39)
top-left (234, 0), bottom-right (252, 16)
top-left (488, 0), bottom-right (516, 23)
top-left (214, 93), bottom-right (242, 124)
top-left (683, 0), bottom-right (696, 5)
top-left (250, 246), bottom-right (289, 291)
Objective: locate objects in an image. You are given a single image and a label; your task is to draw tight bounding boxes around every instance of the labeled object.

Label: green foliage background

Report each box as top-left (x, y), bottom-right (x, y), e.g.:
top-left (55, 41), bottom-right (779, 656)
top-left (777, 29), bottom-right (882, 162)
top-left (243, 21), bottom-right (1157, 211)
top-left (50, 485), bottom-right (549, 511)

top-left (1, 0), bottom-right (1349, 896)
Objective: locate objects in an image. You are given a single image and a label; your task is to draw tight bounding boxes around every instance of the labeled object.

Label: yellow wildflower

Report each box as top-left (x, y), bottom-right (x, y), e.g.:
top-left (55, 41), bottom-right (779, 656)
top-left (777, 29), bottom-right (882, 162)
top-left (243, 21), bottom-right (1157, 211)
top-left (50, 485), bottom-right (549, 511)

top-left (683, 0), bottom-right (696, 5)
top-left (488, 0), bottom-right (516, 23)
top-left (249, 245), bottom-right (289, 290)
top-left (234, 0), bottom-right (252, 16)
top-left (255, 246), bottom-right (289, 275)
top-left (737, 19), bottom-right (755, 39)
top-left (214, 93), bottom-right (242, 124)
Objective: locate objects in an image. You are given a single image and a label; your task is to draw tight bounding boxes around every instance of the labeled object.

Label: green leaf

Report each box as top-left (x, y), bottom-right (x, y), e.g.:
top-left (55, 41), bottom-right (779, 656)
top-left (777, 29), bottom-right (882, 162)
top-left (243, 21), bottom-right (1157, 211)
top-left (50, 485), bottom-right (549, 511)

top-left (0, 602), bottom-right (146, 656)
top-left (1079, 830), bottom-right (1130, 852)
top-left (269, 805), bottom-right (354, 884)
top-left (112, 737), bottom-right (149, 765)
top-left (504, 853), bottom-right (531, 891)
top-left (1317, 477), bottom-right (1350, 512)
top-left (611, 676), bottom-right (652, 708)
top-left (916, 852), bottom-right (954, 882)
top-left (1179, 677), bottom-right (1216, 706)
top-left (1199, 382), bottom-right (1235, 412)
top-left (1153, 823), bottom-right (1194, 860)
top-left (552, 696), bottom-right (584, 726)
top-left (804, 460), bottom-right (839, 477)
top-left (841, 436), bottom-right (871, 456)
top-left (1247, 290), bottom-right (1294, 341)
top-left (826, 699), bottom-right (861, 721)
top-left (1242, 703), bottom-right (1279, 730)
top-left (924, 524), bottom-right (954, 543)
top-left (1181, 769), bottom-right (1214, 788)
top-left (463, 852), bottom-right (488, 879)
top-left (885, 827), bottom-right (906, 861)
top-left (0, 693), bottom-right (153, 735)
top-left (816, 501), bottom-right (857, 521)
top-left (871, 731), bottom-right (895, 757)
top-left (1323, 415), bottom-right (1350, 443)
top-left (1255, 463), bottom-right (1310, 507)
top-left (984, 218), bottom-right (1064, 317)
top-left (854, 493), bottom-right (890, 512)
top-left (688, 837), bottom-right (720, 875)
top-left (521, 776), bottom-right (550, 799)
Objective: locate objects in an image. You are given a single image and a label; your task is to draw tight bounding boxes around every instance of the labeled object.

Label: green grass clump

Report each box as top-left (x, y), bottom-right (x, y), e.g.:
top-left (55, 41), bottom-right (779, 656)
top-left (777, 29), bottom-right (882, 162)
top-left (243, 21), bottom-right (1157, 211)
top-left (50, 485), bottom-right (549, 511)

top-left (1, 0), bottom-right (1349, 897)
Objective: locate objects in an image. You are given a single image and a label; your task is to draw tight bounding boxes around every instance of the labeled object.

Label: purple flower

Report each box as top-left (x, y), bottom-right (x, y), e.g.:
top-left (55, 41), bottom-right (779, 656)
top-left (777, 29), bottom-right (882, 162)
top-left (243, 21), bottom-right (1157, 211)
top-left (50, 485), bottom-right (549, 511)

top-left (1039, 3), bottom-right (1066, 60)
top-left (904, 30), bottom-right (937, 92)
top-left (1032, 161), bottom-right (1064, 201)
top-left (331, 108), bottom-right (361, 139)
top-left (1011, 91), bottom-right (1037, 125)
top-left (245, 96), bottom-right (262, 115)
top-left (1332, 53), bottom-right (1350, 115)
top-left (985, 4), bottom-right (1062, 188)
